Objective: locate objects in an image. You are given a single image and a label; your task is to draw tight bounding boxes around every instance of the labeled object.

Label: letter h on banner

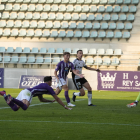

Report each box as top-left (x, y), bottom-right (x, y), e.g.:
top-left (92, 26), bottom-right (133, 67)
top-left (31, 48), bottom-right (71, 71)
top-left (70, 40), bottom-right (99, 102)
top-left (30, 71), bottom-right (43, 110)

top-left (123, 73), bottom-right (129, 79)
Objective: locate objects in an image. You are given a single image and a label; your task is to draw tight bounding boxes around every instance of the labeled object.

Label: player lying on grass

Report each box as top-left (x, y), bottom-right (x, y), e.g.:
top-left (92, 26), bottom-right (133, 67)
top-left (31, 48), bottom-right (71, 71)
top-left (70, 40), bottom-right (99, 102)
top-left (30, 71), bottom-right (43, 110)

top-left (72, 50), bottom-right (100, 106)
top-left (0, 76), bottom-right (72, 111)
top-left (127, 92), bottom-right (140, 108)
top-left (54, 52), bottom-right (84, 107)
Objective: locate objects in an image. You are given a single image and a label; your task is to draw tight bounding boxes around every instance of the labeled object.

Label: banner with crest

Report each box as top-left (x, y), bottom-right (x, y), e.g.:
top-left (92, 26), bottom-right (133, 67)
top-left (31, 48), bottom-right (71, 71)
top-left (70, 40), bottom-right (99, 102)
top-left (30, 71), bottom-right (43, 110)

top-left (98, 71), bottom-right (140, 91)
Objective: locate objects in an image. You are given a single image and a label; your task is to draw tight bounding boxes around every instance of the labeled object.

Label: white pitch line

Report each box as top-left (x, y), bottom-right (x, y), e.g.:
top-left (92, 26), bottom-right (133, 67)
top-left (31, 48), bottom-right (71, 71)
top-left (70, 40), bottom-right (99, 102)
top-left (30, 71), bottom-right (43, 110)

top-left (0, 99), bottom-right (86, 110)
top-left (0, 120), bottom-right (140, 127)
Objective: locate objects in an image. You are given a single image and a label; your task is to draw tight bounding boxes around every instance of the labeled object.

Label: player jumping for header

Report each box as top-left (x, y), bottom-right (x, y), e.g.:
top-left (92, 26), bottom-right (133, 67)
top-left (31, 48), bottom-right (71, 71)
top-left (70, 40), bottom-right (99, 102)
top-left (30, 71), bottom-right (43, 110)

top-left (127, 92), bottom-right (140, 108)
top-left (0, 76), bottom-right (72, 111)
top-left (54, 52), bottom-right (84, 107)
top-left (72, 50), bottom-right (100, 106)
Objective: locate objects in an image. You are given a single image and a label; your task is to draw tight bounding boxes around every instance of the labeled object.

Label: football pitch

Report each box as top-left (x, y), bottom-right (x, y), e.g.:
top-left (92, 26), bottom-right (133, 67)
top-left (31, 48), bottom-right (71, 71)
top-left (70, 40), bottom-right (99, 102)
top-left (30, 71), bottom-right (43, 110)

top-left (0, 88), bottom-right (140, 140)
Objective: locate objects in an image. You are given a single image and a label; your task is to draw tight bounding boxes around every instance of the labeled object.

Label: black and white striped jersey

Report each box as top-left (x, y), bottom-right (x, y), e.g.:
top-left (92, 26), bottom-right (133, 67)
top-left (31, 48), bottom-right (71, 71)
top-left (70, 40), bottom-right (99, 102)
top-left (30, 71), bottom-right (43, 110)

top-left (72, 58), bottom-right (87, 79)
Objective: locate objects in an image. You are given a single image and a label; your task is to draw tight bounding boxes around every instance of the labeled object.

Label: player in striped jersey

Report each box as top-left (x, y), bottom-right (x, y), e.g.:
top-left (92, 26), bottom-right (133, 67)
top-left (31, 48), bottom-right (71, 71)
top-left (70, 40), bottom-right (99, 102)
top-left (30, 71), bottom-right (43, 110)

top-left (0, 76), bottom-right (72, 111)
top-left (72, 50), bottom-right (100, 106)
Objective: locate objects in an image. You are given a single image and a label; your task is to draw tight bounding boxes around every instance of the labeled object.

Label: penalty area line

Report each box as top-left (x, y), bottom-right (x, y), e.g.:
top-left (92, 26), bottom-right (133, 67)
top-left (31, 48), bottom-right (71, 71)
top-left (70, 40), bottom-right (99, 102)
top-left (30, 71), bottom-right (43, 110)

top-left (0, 99), bottom-right (86, 110)
top-left (0, 120), bottom-right (140, 127)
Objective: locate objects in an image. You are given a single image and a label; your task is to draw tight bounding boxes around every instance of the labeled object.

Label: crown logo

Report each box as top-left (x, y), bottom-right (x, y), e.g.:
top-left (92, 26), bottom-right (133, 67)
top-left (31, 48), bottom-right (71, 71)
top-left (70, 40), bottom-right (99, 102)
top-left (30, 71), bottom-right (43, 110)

top-left (100, 72), bottom-right (117, 88)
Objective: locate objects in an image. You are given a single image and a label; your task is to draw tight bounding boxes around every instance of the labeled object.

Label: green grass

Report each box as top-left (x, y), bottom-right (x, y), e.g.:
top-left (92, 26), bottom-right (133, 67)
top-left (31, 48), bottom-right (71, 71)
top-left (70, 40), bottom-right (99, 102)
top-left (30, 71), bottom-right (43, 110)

top-left (0, 88), bottom-right (140, 140)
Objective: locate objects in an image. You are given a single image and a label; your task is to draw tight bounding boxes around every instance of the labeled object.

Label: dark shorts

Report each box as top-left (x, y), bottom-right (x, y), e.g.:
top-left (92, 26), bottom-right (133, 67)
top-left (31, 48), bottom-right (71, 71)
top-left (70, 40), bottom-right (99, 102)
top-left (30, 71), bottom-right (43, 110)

top-left (73, 78), bottom-right (88, 90)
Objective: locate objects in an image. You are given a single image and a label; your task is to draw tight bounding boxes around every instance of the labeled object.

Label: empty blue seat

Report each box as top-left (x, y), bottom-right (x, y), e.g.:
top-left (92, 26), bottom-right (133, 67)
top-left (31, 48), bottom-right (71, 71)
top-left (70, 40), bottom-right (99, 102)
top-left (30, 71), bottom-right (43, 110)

top-left (90, 31), bottom-right (98, 38)
top-left (85, 23), bottom-right (92, 29)
top-left (108, 0), bottom-right (115, 4)
top-left (113, 6), bottom-right (121, 12)
top-left (31, 48), bottom-right (38, 53)
top-left (64, 48), bottom-right (71, 53)
top-left (0, 47), bottom-right (5, 53)
top-left (39, 48), bottom-right (47, 53)
top-left (90, 6), bottom-right (97, 12)
top-left (101, 23), bottom-right (108, 29)
top-left (109, 23), bottom-right (116, 29)
top-left (36, 57), bottom-right (43, 63)
top-left (86, 58), bottom-right (94, 65)
top-left (117, 23), bottom-right (124, 29)
top-left (27, 57), bottom-right (35, 63)
top-left (66, 31), bottom-right (74, 37)
top-left (111, 14), bottom-right (118, 21)
top-left (6, 47), bottom-right (14, 53)
top-left (50, 31), bottom-right (58, 37)
top-left (19, 56), bottom-right (27, 63)
top-left (58, 31), bottom-right (66, 37)
top-left (116, 0), bottom-right (123, 4)
top-left (132, 0), bottom-right (139, 4)
top-left (124, 0), bottom-right (131, 4)
top-left (125, 23), bottom-right (132, 30)
top-left (73, 48), bottom-right (79, 54)
top-left (111, 58), bottom-right (119, 65)
top-left (52, 57), bottom-right (60, 64)
top-left (127, 14), bottom-right (135, 21)
top-left (103, 14), bottom-right (110, 21)
top-left (77, 23), bottom-right (84, 29)
top-left (23, 47), bottom-right (30, 53)
top-left (82, 31), bottom-right (90, 38)
top-left (98, 32), bottom-right (106, 38)
top-left (69, 23), bottom-right (77, 29)
top-left (119, 14), bottom-right (126, 21)
top-left (100, 0), bottom-right (107, 4)
top-left (93, 23), bottom-right (100, 29)
top-left (103, 58), bottom-right (111, 65)
top-left (15, 47), bottom-right (22, 53)
top-left (11, 55), bottom-right (18, 63)
top-left (56, 48), bottom-right (63, 53)
top-left (129, 6), bottom-right (137, 12)
top-left (74, 31), bottom-right (82, 38)
top-left (106, 6), bottom-right (113, 12)
top-left (98, 6), bottom-right (105, 12)
top-left (80, 14), bottom-right (87, 20)
top-left (87, 15), bottom-right (94, 21)
top-left (48, 48), bottom-right (55, 53)
top-left (115, 32), bottom-right (122, 38)
top-left (106, 31), bottom-right (114, 38)
top-left (121, 6), bottom-right (129, 12)
top-left (92, 0), bottom-right (99, 4)
top-left (123, 32), bottom-right (130, 38)
top-left (4, 55), bottom-right (10, 63)
top-left (95, 14), bottom-right (102, 20)
top-left (44, 57), bottom-right (51, 63)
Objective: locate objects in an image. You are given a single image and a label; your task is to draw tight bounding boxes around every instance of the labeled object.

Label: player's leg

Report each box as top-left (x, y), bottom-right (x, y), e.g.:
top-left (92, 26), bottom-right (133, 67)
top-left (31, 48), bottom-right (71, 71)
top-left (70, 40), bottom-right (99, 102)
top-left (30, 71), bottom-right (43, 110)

top-left (72, 88), bottom-right (85, 102)
top-left (83, 82), bottom-right (96, 106)
top-left (62, 84), bottom-right (75, 107)
top-left (7, 94), bottom-right (29, 110)
top-left (127, 92), bottom-right (140, 108)
top-left (0, 91), bottom-right (19, 111)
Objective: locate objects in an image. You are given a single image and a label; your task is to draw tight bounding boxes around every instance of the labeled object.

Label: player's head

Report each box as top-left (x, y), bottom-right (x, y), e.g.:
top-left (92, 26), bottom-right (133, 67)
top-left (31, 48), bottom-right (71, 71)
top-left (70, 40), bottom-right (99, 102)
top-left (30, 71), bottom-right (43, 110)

top-left (63, 52), bottom-right (70, 62)
top-left (77, 50), bottom-right (83, 59)
top-left (44, 76), bottom-right (52, 86)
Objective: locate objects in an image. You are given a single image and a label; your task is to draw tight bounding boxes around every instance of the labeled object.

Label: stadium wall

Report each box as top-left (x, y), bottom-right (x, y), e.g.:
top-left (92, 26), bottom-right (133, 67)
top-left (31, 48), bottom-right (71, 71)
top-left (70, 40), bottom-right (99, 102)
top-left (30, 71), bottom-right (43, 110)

top-left (4, 68), bottom-right (97, 90)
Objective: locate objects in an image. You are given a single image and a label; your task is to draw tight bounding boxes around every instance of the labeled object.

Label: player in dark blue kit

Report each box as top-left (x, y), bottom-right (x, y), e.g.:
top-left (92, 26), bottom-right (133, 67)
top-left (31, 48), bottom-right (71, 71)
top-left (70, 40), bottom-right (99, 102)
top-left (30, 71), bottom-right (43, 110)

top-left (0, 76), bottom-right (72, 111)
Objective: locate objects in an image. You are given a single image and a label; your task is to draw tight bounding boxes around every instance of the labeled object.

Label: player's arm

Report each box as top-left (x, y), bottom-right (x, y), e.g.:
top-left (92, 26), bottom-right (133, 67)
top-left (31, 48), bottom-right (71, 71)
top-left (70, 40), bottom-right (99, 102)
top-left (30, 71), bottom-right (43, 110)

top-left (54, 63), bottom-right (61, 82)
top-left (47, 86), bottom-right (72, 110)
top-left (38, 95), bottom-right (55, 103)
top-left (72, 69), bottom-right (84, 78)
top-left (84, 66), bottom-right (100, 72)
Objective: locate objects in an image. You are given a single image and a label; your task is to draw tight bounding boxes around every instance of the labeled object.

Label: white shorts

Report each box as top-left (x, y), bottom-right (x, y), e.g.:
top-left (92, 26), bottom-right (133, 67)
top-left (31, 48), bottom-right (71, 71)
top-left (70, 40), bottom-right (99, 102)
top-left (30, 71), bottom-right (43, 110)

top-left (56, 78), bottom-right (67, 88)
top-left (16, 89), bottom-right (32, 103)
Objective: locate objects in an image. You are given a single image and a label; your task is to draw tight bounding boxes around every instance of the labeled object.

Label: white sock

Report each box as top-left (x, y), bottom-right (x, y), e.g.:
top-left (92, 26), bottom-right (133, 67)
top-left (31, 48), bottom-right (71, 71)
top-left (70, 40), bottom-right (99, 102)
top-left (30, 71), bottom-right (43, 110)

top-left (87, 91), bottom-right (92, 105)
top-left (74, 92), bottom-right (80, 96)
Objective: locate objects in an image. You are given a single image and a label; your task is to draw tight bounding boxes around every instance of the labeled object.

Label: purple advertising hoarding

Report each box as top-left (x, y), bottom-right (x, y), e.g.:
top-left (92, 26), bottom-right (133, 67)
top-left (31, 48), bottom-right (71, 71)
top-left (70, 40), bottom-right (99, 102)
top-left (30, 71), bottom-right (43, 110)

top-left (19, 75), bottom-right (57, 89)
top-left (98, 71), bottom-right (140, 91)
top-left (0, 68), bottom-right (4, 88)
